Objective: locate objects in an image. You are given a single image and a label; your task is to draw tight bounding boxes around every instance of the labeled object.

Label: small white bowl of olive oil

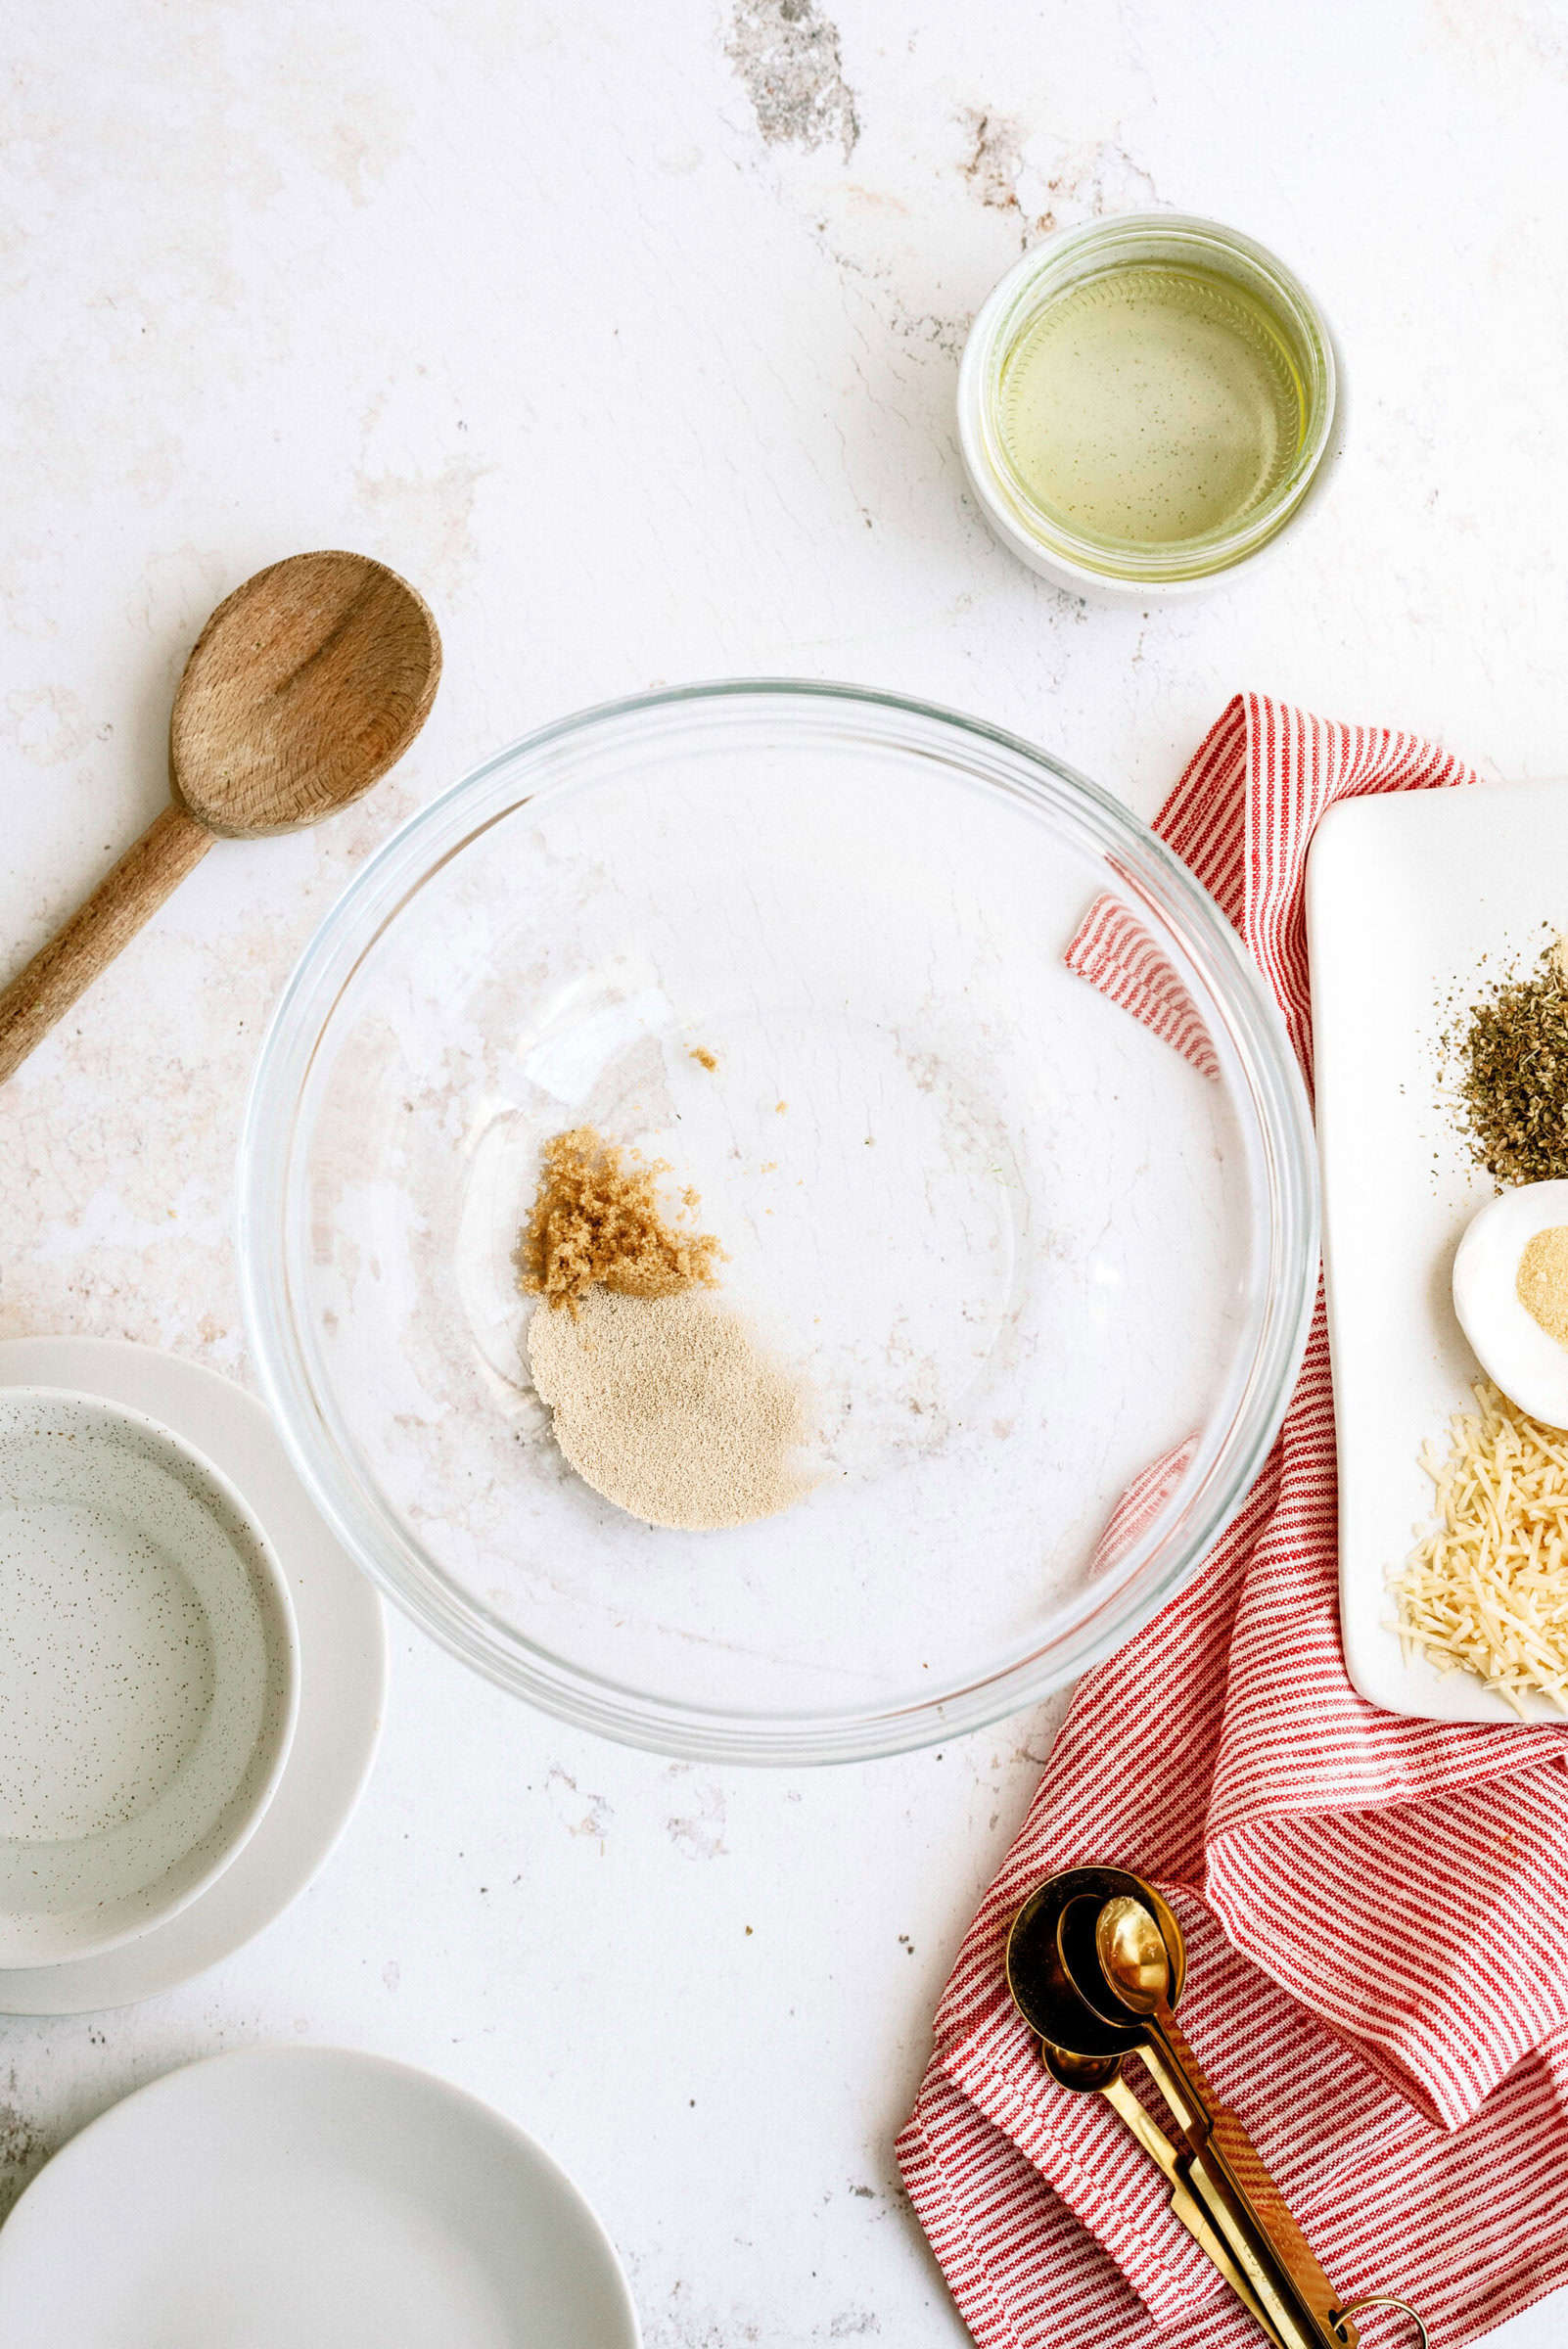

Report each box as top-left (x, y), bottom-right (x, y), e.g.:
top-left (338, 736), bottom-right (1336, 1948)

top-left (958, 213), bottom-right (1343, 598)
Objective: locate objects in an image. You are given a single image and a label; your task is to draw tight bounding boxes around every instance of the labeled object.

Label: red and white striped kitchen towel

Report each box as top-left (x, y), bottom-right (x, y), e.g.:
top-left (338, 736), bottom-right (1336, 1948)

top-left (897, 695), bottom-right (1568, 2348)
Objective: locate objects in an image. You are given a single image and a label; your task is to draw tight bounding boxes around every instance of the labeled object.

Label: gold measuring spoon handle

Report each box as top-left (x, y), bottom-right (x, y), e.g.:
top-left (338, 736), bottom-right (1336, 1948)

top-left (1096, 2074), bottom-right (1293, 2347)
top-left (1084, 1895), bottom-right (1356, 2349)
top-left (1131, 2002), bottom-right (1355, 2349)
top-left (1329, 2296), bottom-right (1428, 2346)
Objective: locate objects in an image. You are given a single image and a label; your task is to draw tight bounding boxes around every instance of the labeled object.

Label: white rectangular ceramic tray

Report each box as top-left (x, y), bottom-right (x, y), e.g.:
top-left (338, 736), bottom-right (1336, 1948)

top-left (1309, 776), bottom-right (1568, 1724)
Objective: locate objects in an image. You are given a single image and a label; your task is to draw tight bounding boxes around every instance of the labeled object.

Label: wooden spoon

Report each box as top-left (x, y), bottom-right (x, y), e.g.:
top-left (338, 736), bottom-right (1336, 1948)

top-left (0, 550), bottom-right (440, 1085)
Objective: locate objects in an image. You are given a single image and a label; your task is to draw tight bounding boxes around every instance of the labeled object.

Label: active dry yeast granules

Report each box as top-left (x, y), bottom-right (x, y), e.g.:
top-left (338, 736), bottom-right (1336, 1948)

top-left (518, 1126), bottom-right (812, 1530)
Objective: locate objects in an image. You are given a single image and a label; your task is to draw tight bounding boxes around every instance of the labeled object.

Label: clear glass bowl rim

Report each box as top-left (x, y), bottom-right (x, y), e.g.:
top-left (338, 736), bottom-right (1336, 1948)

top-left (958, 211), bottom-right (1340, 584)
top-left (238, 678), bottom-right (1318, 1765)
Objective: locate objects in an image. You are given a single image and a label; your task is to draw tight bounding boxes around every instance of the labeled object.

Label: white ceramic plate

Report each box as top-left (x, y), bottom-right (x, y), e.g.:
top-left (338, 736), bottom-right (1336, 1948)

top-left (0, 1388), bottom-right (298, 1965)
top-left (1308, 778), bottom-right (1568, 1722)
top-left (0, 2046), bottom-right (640, 2348)
top-left (0, 1340), bottom-right (385, 2011)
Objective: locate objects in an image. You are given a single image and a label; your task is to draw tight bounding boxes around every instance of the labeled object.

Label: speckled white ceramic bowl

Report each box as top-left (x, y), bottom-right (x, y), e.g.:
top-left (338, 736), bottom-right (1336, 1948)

top-left (0, 1390), bottom-right (299, 1965)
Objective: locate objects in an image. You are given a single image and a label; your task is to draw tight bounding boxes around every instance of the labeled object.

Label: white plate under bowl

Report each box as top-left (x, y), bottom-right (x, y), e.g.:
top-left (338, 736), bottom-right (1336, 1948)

top-left (0, 1338), bottom-right (385, 2014)
top-left (0, 1388), bottom-right (298, 1965)
top-left (0, 2046), bottom-right (640, 2348)
top-left (1308, 776), bottom-right (1568, 1722)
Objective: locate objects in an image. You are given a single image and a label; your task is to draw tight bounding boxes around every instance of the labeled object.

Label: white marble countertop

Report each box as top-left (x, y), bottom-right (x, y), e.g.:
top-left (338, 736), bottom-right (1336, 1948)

top-left (3, 3), bottom-right (1566, 2340)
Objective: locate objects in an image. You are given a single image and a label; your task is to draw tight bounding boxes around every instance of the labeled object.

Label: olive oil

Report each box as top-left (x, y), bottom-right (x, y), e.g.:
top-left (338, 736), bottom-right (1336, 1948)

top-left (997, 262), bottom-right (1306, 550)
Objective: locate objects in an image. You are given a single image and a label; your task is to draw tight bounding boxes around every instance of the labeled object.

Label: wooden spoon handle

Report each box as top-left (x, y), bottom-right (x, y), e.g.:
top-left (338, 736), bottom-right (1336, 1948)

top-left (0, 802), bottom-right (211, 1084)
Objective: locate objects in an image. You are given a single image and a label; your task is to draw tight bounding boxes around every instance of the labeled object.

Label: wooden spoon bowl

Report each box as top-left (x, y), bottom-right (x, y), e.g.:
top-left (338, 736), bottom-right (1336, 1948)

top-left (171, 551), bottom-right (439, 835)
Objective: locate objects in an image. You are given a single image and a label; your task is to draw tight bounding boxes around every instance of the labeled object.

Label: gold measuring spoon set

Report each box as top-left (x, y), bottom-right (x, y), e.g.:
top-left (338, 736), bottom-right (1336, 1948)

top-left (1006, 1867), bottom-right (1429, 2349)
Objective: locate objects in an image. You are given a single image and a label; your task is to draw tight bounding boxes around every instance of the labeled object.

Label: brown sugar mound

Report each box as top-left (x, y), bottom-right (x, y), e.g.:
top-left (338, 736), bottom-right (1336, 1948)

top-left (518, 1126), bottom-right (722, 1315)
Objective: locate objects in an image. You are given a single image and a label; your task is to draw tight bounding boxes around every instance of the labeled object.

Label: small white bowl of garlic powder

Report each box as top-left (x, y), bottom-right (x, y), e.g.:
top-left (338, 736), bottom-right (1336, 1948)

top-left (1452, 1179), bottom-right (1568, 1430)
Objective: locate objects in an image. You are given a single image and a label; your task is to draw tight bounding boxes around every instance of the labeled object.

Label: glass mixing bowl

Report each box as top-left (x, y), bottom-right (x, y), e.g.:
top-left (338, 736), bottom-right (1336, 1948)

top-left (239, 682), bottom-right (1315, 1763)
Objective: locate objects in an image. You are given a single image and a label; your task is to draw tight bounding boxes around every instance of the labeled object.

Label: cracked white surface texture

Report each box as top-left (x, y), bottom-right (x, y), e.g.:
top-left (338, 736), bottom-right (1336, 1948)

top-left (2, 2), bottom-right (1566, 2342)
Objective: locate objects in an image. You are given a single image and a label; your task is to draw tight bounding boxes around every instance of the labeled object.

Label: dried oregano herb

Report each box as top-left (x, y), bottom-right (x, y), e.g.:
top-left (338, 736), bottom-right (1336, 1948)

top-left (1446, 941), bottom-right (1568, 1187)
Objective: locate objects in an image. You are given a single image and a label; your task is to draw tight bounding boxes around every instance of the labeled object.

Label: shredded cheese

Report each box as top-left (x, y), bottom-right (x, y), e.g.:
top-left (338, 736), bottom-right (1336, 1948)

top-left (1392, 1381), bottom-right (1568, 1717)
